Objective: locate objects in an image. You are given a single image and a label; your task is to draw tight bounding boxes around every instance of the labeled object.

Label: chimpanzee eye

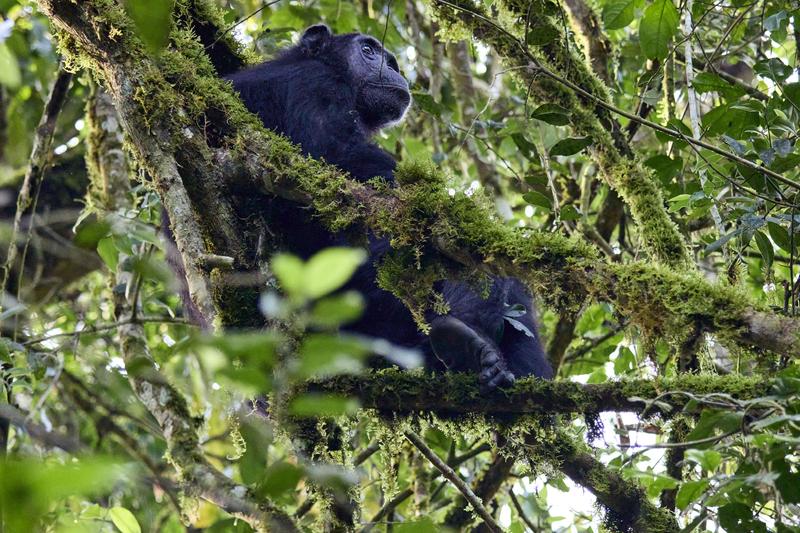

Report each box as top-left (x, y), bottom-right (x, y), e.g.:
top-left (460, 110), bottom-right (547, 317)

top-left (361, 44), bottom-right (374, 55)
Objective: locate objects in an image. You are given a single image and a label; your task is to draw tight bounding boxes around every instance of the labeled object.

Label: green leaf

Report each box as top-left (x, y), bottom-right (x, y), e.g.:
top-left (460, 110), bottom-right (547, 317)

top-left (560, 204), bottom-right (581, 221)
top-left (297, 334), bottom-right (370, 378)
top-left (704, 229), bottom-right (739, 254)
top-left (685, 449), bottom-right (722, 471)
top-left (523, 191), bottom-right (552, 210)
top-left (675, 479), bottom-right (709, 510)
top-left (640, 0), bottom-right (679, 59)
top-left (0, 458), bottom-right (126, 532)
top-left (784, 82), bottom-right (800, 109)
top-left (602, 0), bottom-right (642, 30)
top-left (74, 220), bottom-right (112, 249)
top-left (685, 410), bottom-right (743, 447)
top-left (691, 72), bottom-right (745, 100)
top-left (123, 0), bottom-right (175, 52)
top-left (531, 103), bottom-right (571, 125)
top-left (645, 155), bottom-right (682, 182)
top-left (511, 133), bottom-right (539, 160)
top-left (719, 503), bottom-right (768, 533)
top-left (289, 393), bottom-right (360, 417)
top-left (768, 222), bottom-right (795, 252)
top-left (0, 42), bottom-right (21, 88)
top-left (394, 517), bottom-right (439, 533)
top-left (109, 507), bottom-right (141, 533)
top-left (753, 230), bottom-right (774, 269)
top-left (304, 247), bottom-right (367, 299)
top-left (549, 136), bottom-right (592, 156)
top-left (196, 332), bottom-right (277, 366)
top-left (754, 58), bottom-right (792, 82)
top-left (764, 10), bottom-right (787, 32)
top-left (97, 236), bottom-right (119, 271)
top-left (271, 253), bottom-right (305, 298)
top-left (310, 291), bottom-right (364, 328)
top-left (259, 461), bottom-right (305, 501)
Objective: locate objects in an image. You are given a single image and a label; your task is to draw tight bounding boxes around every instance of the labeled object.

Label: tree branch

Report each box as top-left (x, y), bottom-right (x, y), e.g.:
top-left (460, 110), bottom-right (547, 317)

top-left (306, 370), bottom-right (768, 416)
top-left (405, 430), bottom-right (502, 533)
top-left (431, 0), bottom-right (693, 268)
top-left (532, 429), bottom-right (679, 532)
top-left (0, 403), bottom-right (84, 453)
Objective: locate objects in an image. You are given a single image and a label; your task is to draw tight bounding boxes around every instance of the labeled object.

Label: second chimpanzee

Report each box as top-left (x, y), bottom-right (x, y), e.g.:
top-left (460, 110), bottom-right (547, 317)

top-left (226, 24), bottom-right (553, 390)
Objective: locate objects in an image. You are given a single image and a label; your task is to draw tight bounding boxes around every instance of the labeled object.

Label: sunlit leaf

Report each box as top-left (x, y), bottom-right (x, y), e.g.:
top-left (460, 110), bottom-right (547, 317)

top-left (289, 393), bottom-right (360, 417)
top-left (297, 334), bottom-right (370, 378)
top-left (97, 236), bottom-right (119, 271)
top-left (123, 0), bottom-right (175, 52)
top-left (109, 507), bottom-right (141, 533)
top-left (675, 479), bottom-right (709, 510)
top-left (310, 291), bottom-right (364, 328)
top-left (0, 42), bottom-right (20, 88)
top-left (639, 0), bottom-right (679, 59)
top-left (602, 0), bottom-right (643, 29)
top-left (272, 253), bottom-right (306, 298)
top-left (304, 247), bottom-right (367, 299)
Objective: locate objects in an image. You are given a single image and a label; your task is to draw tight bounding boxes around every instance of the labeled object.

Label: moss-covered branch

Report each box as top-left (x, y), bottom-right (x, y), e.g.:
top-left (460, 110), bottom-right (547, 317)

top-left (430, 0), bottom-right (692, 268)
top-left (37, 0), bottom-right (799, 357)
top-left (305, 370), bottom-right (768, 416)
top-left (533, 429), bottom-right (680, 532)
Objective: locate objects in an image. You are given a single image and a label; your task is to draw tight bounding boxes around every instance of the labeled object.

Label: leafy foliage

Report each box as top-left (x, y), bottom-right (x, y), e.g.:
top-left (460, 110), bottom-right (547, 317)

top-left (0, 0), bottom-right (799, 531)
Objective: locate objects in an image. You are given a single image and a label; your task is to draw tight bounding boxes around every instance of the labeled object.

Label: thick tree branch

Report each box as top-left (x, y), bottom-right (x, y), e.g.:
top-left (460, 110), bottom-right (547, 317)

top-left (534, 429), bottom-right (680, 532)
top-left (306, 370), bottom-right (767, 416)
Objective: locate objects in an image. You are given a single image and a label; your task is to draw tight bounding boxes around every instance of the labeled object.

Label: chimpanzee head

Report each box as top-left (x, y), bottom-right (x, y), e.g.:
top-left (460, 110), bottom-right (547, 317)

top-left (298, 24), bottom-right (411, 133)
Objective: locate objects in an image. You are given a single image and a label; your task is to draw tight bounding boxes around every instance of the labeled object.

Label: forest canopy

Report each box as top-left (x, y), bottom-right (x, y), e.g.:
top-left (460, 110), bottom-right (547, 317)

top-left (0, 0), bottom-right (799, 532)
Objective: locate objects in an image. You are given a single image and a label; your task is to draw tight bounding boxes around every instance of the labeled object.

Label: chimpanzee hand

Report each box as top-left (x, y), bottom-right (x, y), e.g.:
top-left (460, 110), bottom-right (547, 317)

top-left (429, 316), bottom-right (515, 393)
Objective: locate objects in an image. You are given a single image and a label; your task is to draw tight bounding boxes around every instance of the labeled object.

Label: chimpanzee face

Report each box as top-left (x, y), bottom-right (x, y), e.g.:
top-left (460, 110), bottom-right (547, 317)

top-left (299, 25), bottom-right (411, 133)
top-left (348, 34), bottom-right (411, 131)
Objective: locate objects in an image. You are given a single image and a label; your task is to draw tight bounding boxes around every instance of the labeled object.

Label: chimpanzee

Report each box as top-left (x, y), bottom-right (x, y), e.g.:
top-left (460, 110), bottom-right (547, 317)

top-left (222, 25), bottom-right (553, 390)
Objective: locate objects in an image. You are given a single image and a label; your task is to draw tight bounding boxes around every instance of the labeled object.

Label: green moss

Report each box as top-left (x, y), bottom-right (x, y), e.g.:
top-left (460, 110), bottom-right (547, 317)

top-left (430, 0), bottom-right (692, 269)
top-left (596, 262), bottom-right (755, 345)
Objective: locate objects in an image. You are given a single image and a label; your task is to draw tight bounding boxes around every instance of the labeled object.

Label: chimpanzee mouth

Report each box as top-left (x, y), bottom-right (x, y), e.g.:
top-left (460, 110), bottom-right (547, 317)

top-left (365, 80), bottom-right (409, 91)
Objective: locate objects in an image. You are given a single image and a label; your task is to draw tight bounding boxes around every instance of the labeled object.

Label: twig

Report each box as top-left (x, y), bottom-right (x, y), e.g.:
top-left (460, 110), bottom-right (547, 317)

top-left (684, 0), bottom-right (725, 243)
top-left (620, 428), bottom-right (740, 449)
top-left (404, 431), bottom-right (502, 533)
top-left (361, 488), bottom-right (413, 532)
top-left (0, 403), bottom-right (83, 452)
top-left (354, 442), bottom-right (380, 466)
top-left (208, 0), bottom-right (282, 47)
top-left (22, 316), bottom-right (191, 346)
top-left (509, 488), bottom-right (539, 532)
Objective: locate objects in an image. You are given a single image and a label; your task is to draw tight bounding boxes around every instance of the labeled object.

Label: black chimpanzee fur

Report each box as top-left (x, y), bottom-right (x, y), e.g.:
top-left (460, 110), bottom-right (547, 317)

top-left (223, 25), bottom-right (553, 389)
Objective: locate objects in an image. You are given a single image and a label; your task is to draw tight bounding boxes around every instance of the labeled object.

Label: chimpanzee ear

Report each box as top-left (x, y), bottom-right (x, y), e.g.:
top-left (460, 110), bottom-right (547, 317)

top-left (300, 24), bottom-right (332, 55)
